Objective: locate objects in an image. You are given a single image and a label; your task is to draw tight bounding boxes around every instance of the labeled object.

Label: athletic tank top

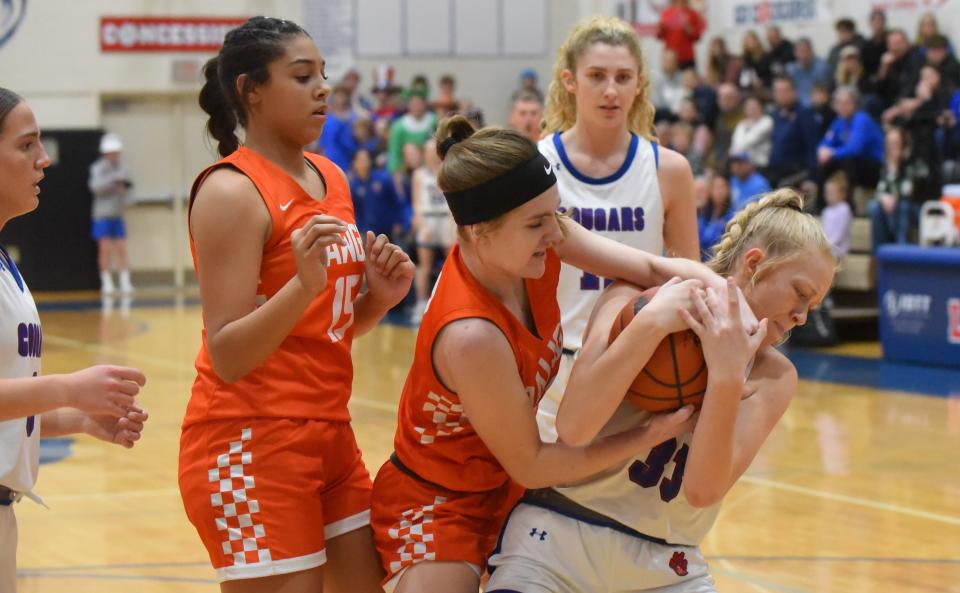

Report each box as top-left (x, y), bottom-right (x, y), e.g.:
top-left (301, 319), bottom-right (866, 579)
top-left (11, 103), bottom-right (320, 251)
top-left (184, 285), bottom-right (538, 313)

top-left (414, 167), bottom-right (449, 217)
top-left (0, 246), bottom-right (42, 493)
top-left (184, 147), bottom-right (365, 426)
top-left (538, 133), bottom-right (664, 351)
top-left (393, 244), bottom-right (563, 492)
top-left (556, 360), bottom-right (755, 545)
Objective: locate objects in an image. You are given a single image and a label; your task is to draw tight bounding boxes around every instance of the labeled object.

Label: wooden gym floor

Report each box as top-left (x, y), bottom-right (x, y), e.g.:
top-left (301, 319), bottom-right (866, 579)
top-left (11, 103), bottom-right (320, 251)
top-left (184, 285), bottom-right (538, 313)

top-left (13, 294), bottom-right (960, 592)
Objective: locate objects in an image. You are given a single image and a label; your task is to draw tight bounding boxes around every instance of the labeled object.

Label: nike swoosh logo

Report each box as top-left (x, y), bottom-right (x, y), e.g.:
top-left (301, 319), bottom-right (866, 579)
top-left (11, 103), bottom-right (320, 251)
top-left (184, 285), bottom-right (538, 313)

top-left (279, 200), bottom-right (294, 211)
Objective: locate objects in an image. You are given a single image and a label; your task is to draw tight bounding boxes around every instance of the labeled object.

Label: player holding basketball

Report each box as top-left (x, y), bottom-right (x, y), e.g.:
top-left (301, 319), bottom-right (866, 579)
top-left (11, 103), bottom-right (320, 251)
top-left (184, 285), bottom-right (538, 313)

top-left (0, 88), bottom-right (149, 591)
top-left (486, 189), bottom-right (837, 593)
top-left (177, 18), bottom-right (413, 593)
top-left (536, 15), bottom-right (700, 442)
top-left (370, 116), bottom-right (722, 593)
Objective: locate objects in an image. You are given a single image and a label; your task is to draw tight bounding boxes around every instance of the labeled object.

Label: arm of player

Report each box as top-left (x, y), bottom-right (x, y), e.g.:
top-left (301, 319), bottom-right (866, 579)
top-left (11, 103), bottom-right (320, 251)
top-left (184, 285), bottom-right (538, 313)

top-left (191, 168), bottom-right (348, 383)
top-left (678, 280), bottom-right (769, 507)
top-left (436, 318), bottom-right (697, 489)
top-left (555, 220), bottom-right (722, 290)
top-left (557, 279), bottom-right (699, 446)
top-left (657, 147), bottom-right (701, 260)
top-left (0, 365), bottom-right (146, 421)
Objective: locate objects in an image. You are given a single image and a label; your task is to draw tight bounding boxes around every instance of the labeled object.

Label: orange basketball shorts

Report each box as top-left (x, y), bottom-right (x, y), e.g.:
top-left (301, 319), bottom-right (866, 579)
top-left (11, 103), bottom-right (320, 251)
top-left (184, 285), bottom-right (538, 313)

top-left (370, 457), bottom-right (523, 586)
top-left (178, 418), bottom-right (372, 581)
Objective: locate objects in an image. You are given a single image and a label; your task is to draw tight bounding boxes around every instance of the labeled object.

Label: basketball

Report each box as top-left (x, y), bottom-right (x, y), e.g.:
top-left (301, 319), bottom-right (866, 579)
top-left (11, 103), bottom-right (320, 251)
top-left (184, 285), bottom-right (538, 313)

top-left (608, 287), bottom-right (708, 413)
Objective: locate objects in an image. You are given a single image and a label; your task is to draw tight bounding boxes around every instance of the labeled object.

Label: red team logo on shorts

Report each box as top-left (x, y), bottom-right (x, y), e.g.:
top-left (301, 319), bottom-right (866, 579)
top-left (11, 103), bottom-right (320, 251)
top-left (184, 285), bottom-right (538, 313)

top-left (669, 551), bottom-right (688, 576)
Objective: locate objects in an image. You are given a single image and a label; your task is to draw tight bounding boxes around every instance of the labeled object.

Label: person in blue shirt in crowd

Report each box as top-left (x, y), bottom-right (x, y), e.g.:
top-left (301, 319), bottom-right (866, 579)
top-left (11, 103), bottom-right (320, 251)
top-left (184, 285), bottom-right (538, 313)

top-left (319, 86), bottom-right (358, 171)
top-left (730, 152), bottom-right (772, 210)
top-left (787, 38), bottom-right (831, 107)
top-left (765, 76), bottom-right (820, 187)
top-left (349, 148), bottom-right (403, 239)
top-left (698, 174), bottom-right (735, 260)
top-left (817, 85), bottom-right (884, 209)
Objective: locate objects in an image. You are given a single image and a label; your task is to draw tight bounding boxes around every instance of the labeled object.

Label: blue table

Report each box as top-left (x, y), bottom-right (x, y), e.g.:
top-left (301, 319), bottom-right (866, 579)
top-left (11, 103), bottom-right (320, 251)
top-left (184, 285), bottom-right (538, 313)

top-left (877, 245), bottom-right (960, 368)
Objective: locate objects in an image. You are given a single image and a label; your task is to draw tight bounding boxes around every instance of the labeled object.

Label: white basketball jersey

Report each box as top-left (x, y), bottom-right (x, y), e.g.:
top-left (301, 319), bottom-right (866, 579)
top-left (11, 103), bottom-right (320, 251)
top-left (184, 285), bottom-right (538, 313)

top-left (0, 247), bottom-right (42, 494)
top-left (414, 167), bottom-right (448, 216)
top-left (539, 133), bottom-right (664, 351)
top-left (557, 402), bottom-right (717, 545)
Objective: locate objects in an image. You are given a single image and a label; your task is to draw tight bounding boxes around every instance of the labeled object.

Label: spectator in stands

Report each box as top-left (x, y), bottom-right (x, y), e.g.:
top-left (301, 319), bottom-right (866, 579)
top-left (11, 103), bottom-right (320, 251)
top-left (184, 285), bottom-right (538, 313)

top-left (395, 143), bottom-right (423, 240)
top-left (350, 148), bottom-right (403, 239)
top-left (706, 36), bottom-right (742, 86)
top-left (387, 94), bottom-right (436, 174)
top-left (657, 0), bottom-right (705, 70)
top-left (651, 49), bottom-right (687, 120)
top-left (682, 68), bottom-right (718, 128)
top-left (810, 82), bottom-right (837, 139)
top-left (876, 29), bottom-right (923, 108)
top-left (371, 83), bottom-right (401, 122)
top-left (340, 68), bottom-right (372, 116)
top-left (765, 25), bottom-right (795, 77)
top-left (787, 37), bottom-right (831, 107)
top-left (352, 116), bottom-right (381, 161)
top-left (862, 9), bottom-right (888, 77)
top-left (731, 95), bottom-right (773, 168)
top-left (508, 89), bottom-right (544, 143)
top-left (827, 18), bottom-right (867, 75)
top-left (869, 126), bottom-right (917, 247)
top-left (712, 83), bottom-right (743, 171)
top-left (670, 121), bottom-right (706, 176)
top-left (432, 74), bottom-right (460, 116)
top-left (372, 117), bottom-right (392, 168)
top-left (892, 66), bottom-right (947, 205)
top-left (817, 86), bottom-right (884, 208)
top-left (730, 152), bottom-right (772, 210)
top-left (319, 86), bottom-right (357, 171)
top-left (834, 46), bottom-right (876, 96)
top-left (821, 171), bottom-right (853, 259)
top-left (408, 75), bottom-right (430, 102)
top-left (739, 30), bottom-right (773, 95)
top-left (919, 35), bottom-right (960, 93)
top-left (697, 174), bottom-right (734, 260)
top-left (915, 12), bottom-right (953, 58)
top-left (512, 68), bottom-right (544, 103)
top-left (767, 77), bottom-right (819, 187)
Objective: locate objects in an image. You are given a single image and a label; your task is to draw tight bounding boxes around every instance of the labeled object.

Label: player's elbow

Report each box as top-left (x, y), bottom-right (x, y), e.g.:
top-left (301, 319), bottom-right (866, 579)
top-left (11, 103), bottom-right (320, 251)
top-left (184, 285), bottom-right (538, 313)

top-left (555, 416), bottom-right (592, 448)
top-left (683, 482), bottom-right (725, 508)
top-left (211, 358), bottom-right (244, 384)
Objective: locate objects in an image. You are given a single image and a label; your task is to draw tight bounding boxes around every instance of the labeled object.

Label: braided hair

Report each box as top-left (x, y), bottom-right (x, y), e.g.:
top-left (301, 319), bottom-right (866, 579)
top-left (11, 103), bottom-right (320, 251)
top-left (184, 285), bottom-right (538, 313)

top-left (199, 17), bottom-right (308, 157)
top-left (709, 188), bottom-right (836, 281)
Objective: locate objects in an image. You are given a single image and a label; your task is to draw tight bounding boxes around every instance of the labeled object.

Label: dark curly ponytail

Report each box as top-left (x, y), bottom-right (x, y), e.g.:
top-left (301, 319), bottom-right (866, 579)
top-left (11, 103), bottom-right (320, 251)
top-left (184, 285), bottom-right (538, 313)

top-left (199, 16), bottom-right (308, 157)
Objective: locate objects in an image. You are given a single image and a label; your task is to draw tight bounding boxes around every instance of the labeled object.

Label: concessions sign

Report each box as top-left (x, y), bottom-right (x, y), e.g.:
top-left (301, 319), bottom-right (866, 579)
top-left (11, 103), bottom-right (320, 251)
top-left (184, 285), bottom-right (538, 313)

top-left (100, 17), bottom-right (247, 52)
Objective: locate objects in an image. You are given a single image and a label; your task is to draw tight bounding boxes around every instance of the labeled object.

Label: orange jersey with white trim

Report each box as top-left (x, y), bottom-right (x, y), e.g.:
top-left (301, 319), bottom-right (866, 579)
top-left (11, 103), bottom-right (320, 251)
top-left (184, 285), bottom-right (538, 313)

top-left (393, 244), bottom-right (563, 492)
top-left (184, 147), bottom-right (366, 427)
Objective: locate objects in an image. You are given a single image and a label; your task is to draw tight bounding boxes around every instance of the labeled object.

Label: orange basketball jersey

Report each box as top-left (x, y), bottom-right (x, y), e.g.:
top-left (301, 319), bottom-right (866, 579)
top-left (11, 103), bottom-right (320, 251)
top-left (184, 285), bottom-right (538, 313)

top-left (392, 244), bottom-right (564, 492)
top-left (184, 147), bottom-right (366, 427)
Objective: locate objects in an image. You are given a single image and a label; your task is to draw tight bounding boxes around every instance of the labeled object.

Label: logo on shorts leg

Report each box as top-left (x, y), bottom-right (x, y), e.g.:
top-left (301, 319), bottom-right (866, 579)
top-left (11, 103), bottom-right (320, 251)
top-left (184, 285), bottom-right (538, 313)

top-left (528, 527), bottom-right (548, 541)
top-left (669, 551), bottom-right (688, 576)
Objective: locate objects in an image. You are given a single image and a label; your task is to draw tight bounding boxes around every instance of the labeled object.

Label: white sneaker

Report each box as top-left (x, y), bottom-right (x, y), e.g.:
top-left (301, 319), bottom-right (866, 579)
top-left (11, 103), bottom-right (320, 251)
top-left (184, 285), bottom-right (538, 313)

top-left (118, 270), bottom-right (134, 294)
top-left (100, 271), bottom-right (115, 295)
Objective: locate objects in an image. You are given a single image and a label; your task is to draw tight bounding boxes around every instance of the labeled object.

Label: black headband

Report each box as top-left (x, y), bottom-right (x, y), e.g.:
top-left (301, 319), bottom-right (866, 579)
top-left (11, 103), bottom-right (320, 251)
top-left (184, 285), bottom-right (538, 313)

top-left (443, 152), bottom-right (557, 226)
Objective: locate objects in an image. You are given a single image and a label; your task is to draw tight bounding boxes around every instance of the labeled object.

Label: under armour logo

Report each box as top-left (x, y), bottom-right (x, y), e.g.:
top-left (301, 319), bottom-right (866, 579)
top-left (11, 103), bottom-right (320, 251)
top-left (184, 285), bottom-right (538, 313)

top-left (543, 164), bottom-right (552, 175)
top-left (529, 528), bottom-right (548, 541)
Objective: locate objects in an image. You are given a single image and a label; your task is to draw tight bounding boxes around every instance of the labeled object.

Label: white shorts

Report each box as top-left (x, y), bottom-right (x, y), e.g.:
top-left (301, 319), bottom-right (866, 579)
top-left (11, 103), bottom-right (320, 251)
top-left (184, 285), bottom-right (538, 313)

top-left (416, 213), bottom-right (456, 249)
top-left (485, 503), bottom-right (715, 593)
top-left (536, 351), bottom-right (575, 443)
top-left (1, 505), bottom-right (17, 593)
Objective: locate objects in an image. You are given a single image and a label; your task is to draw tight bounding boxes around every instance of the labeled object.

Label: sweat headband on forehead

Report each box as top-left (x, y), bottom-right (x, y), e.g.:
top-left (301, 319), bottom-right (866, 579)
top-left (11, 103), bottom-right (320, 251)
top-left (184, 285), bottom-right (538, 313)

top-left (443, 152), bottom-right (557, 226)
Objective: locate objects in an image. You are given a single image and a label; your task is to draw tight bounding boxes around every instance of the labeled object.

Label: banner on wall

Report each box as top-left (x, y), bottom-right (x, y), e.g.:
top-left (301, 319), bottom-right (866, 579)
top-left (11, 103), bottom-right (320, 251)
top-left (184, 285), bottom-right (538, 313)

top-left (100, 17), bottom-right (248, 52)
top-left (612, 0), bottom-right (708, 36)
top-left (869, 0), bottom-right (951, 12)
top-left (728, 0), bottom-right (829, 28)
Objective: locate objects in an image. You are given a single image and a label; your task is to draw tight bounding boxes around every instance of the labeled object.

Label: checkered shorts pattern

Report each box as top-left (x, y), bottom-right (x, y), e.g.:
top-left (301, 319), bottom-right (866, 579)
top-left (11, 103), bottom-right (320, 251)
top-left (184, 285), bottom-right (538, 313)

top-left (207, 427), bottom-right (271, 566)
top-left (386, 495), bottom-right (447, 574)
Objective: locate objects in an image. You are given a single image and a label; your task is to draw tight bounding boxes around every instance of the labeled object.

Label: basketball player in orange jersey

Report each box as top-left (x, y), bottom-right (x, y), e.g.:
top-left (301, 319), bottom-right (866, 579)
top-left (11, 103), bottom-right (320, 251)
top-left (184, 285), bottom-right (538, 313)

top-left (535, 15), bottom-right (701, 443)
top-left (485, 189), bottom-right (837, 593)
top-left (177, 18), bottom-right (413, 593)
top-left (370, 115), bottom-right (727, 593)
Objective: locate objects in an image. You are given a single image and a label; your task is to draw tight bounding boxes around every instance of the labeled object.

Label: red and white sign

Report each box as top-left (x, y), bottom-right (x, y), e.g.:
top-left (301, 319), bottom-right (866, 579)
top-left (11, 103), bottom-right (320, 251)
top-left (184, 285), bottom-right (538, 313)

top-left (100, 17), bottom-right (247, 52)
